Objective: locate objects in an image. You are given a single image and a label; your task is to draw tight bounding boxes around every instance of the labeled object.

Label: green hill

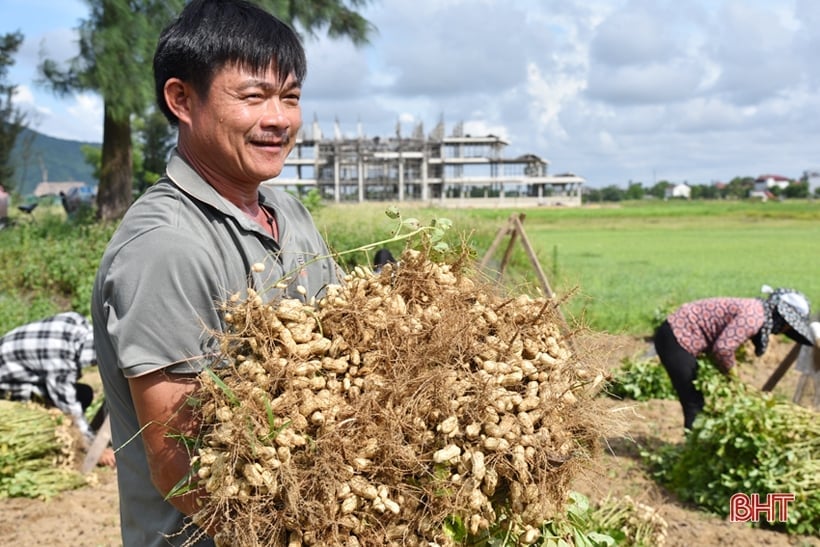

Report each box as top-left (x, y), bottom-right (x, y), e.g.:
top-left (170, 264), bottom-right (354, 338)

top-left (8, 128), bottom-right (99, 196)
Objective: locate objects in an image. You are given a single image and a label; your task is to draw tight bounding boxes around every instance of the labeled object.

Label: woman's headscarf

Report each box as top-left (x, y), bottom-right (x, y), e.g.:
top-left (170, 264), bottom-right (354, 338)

top-left (755, 285), bottom-right (814, 356)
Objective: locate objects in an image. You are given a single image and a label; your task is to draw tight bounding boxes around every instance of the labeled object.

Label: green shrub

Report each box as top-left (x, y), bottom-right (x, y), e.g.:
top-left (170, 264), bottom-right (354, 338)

top-left (0, 213), bottom-right (116, 332)
top-left (606, 358), bottom-right (677, 401)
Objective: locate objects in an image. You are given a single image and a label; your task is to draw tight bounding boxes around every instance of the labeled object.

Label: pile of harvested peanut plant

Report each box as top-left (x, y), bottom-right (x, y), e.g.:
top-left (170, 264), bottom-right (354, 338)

top-left (0, 400), bottom-right (86, 499)
top-left (189, 247), bottom-right (617, 546)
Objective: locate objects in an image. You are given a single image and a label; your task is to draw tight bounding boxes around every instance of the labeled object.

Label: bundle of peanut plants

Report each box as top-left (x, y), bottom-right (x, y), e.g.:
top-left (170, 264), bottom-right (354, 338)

top-left (584, 493), bottom-right (668, 546)
top-left (0, 400), bottom-right (86, 499)
top-left (185, 223), bottom-right (620, 546)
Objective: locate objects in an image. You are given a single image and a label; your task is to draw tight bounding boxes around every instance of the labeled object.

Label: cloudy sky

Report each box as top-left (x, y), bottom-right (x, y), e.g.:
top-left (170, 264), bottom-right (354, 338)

top-left (3, 0), bottom-right (820, 187)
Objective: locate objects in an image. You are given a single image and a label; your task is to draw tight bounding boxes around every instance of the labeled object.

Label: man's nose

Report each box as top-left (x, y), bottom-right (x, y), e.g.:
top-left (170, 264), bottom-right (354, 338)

top-left (261, 99), bottom-right (290, 127)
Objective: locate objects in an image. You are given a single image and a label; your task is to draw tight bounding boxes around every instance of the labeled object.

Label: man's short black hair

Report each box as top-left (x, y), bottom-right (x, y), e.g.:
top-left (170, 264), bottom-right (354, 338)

top-left (153, 0), bottom-right (307, 125)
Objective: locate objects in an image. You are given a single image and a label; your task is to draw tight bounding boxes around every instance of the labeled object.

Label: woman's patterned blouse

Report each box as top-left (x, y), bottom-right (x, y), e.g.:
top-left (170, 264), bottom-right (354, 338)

top-left (667, 297), bottom-right (765, 372)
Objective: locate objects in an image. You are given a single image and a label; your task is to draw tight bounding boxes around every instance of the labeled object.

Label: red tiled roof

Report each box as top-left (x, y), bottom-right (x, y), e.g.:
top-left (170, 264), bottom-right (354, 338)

top-left (755, 174), bottom-right (790, 181)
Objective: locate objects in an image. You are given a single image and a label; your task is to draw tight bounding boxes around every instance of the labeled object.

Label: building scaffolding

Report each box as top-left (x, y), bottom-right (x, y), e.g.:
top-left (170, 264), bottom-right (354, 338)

top-left (268, 120), bottom-right (584, 207)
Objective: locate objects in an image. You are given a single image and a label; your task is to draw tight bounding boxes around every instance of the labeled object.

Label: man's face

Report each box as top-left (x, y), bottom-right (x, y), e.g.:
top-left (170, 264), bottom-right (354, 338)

top-left (185, 62), bottom-right (302, 187)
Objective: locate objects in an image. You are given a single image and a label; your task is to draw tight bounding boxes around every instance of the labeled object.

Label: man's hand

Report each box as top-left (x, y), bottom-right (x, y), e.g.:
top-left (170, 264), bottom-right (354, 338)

top-left (97, 447), bottom-right (116, 468)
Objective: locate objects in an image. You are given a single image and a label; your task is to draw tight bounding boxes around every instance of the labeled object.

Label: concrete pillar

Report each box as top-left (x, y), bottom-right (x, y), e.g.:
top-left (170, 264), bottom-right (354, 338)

top-left (357, 155), bottom-right (364, 203)
top-left (398, 156), bottom-right (405, 202)
top-left (333, 151), bottom-right (341, 203)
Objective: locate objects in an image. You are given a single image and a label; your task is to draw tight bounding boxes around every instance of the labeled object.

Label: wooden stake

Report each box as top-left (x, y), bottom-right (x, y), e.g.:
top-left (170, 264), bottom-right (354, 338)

top-left (81, 414), bottom-right (111, 474)
top-left (761, 343), bottom-right (802, 392)
top-left (511, 214), bottom-right (556, 299)
top-left (479, 213), bottom-right (571, 346)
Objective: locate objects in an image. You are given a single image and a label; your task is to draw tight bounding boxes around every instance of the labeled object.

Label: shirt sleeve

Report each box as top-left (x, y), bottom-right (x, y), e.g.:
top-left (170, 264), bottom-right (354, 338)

top-left (42, 363), bottom-right (92, 440)
top-left (101, 226), bottom-right (226, 378)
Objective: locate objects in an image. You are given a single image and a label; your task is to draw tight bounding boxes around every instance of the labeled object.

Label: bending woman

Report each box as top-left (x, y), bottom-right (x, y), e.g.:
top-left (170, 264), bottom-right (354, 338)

top-left (653, 286), bottom-right (814, 429)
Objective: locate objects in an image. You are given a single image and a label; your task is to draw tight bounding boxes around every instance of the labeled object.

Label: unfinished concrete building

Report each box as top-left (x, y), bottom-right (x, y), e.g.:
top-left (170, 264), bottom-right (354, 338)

top-left (268, 120), bottom-right (584, 207)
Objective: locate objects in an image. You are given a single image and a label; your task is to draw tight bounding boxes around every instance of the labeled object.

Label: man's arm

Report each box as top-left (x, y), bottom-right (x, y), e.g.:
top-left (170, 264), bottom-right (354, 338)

top-left (129, 370), bottom-right (204, 516)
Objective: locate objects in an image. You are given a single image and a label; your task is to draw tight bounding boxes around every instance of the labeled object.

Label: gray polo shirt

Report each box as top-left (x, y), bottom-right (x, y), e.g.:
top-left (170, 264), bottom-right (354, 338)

top-left (91, 150), bottom-right (339, 547)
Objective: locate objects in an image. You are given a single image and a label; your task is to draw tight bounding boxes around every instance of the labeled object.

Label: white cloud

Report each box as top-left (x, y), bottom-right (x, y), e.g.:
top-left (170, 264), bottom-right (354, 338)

top-left (707, 1), bottom-right (802, 104)
top-left (12, 85), bottom-right (35, 105)
top-left (587, 62), bottom-right (705, 105)
top-left (39, 93), bottom-right (103, 143)
top-left (526, 62), bottom-right (586, 141)
top-left (673, 97), bottom-right (747, 132)
top-left (6, 0), bottom-right (820, 186)
top-left (590, 9), bottom-right (680, 66)
top-left (302, 38), bottom-right (370, 101)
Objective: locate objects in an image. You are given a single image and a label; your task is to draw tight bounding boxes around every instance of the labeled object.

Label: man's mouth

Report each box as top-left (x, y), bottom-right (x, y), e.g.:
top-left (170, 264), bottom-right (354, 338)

top-left (249, 134), bottom-right (290, 148)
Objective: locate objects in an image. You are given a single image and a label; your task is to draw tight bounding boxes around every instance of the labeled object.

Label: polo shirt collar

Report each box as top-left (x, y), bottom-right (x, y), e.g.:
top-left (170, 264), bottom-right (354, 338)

top-left (165, 149), bottom-right (279, 237)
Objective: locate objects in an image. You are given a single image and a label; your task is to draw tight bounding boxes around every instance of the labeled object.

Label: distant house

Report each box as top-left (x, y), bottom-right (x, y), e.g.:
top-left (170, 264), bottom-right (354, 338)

top-left (754, 174), bottom-right (791, 190)
top-left (664, 183), bottom-right (691, 199)
top-left (33, 181), bottom-right (88, 198)
top-left (750, 174), bottom-right (791, 200)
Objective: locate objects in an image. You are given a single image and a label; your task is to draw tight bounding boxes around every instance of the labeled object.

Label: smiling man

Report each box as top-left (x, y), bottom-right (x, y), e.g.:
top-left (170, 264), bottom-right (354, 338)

top-left (90, 1), bottom-right (340, 545)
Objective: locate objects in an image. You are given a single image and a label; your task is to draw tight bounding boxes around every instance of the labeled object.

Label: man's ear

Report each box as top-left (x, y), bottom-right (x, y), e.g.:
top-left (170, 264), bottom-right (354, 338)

top-left (164, 78), bottom-right (193, 125)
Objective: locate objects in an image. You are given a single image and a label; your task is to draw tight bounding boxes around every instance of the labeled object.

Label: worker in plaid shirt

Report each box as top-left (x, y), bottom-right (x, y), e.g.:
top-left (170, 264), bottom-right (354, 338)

top-left (0, 312), bottom-right (113, 465)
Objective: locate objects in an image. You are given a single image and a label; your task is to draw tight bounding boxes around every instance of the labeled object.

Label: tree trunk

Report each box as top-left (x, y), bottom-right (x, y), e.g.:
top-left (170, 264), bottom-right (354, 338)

top-left (96, 103), bottom-right (133, 221)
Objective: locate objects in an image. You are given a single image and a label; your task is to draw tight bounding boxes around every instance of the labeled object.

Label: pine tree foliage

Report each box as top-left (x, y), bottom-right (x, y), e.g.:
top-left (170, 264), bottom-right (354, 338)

top-left (38, 0), bottom-right (374, 221)
top-left (0, 31), bottom-right (26, 189)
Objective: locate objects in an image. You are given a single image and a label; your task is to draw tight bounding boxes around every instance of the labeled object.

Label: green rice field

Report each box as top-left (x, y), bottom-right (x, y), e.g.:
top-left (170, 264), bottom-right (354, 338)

top-left (315, 199), bottom-right (820, 336)
top-left (1, 198), bottom-right (817, 338)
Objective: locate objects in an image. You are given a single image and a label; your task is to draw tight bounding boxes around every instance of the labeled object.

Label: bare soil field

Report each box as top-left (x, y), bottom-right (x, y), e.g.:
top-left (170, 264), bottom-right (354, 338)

top-left (1, 334), bottom-right (818, 547)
